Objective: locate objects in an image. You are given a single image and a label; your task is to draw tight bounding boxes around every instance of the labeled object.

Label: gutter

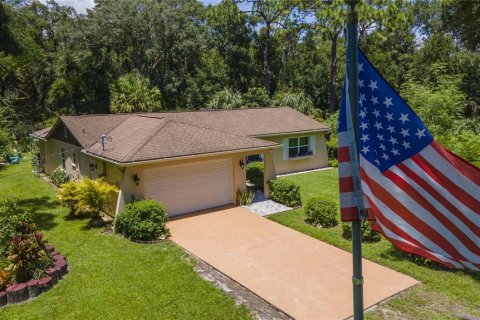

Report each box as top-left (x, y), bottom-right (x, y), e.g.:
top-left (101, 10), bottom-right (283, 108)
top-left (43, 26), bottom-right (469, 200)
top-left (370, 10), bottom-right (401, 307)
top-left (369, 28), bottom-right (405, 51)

top-left (82, 144), bottom-right (280, 167)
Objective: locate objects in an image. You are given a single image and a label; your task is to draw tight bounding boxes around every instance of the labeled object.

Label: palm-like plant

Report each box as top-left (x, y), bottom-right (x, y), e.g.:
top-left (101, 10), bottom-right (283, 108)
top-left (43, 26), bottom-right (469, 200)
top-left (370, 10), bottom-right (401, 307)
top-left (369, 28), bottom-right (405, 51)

top-left (75, 178), bottom-right (118, 217)
top-left (110, 71), bottom-right (162, 113)
top-left (272, 90), bottom-right (314, 115)
top-left (207, 88), bottom-right (244, 109)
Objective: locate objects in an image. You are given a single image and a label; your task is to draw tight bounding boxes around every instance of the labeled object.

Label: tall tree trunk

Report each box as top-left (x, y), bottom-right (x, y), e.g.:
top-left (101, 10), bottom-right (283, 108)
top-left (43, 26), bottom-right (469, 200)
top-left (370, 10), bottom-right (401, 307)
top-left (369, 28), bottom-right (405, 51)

top-left (263, 22), bottom-right (271, 97)
top-left (329, 32), bottom-right (338, 112)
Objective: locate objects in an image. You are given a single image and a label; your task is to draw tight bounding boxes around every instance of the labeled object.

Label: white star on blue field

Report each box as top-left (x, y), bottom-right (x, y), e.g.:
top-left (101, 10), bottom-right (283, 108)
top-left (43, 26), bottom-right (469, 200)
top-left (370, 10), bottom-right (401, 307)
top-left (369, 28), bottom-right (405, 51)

top-left (338, 51), bottom-right (434, 172)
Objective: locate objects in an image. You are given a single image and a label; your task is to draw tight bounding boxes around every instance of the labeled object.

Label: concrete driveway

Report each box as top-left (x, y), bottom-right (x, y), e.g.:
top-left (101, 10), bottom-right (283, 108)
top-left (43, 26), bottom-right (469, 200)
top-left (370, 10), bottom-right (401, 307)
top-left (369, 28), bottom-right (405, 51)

top-left (168, 206), bottom-right (419, 320)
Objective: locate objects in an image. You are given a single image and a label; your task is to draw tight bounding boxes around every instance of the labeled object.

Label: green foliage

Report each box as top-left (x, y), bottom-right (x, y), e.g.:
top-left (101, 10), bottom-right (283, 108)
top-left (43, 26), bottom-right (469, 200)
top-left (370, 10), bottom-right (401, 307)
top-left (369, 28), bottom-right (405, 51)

top-left (304, 196), bottom-right (338, 228)
top-left (115, 199), bottom-right (169, 241)
top-left (6, 231), bottom-right (49, 283)
top-left (0, 198), bottom-right (34, 256)
top-left (272, 90), bottom-right (314, 115)
top-left (401, 65), bottom-right (465, 134)
top-left (207, 88), bottom-right (243, 109)
top-left (0, 128), bottom-right (13, 161)
top-left (438, 130), bottom-right (480, 168)
top-left (0, 198), bottom-right (51, 284)
top-left (73, 178), bottom-right (118, 217)
top-left (328, 159), bottom-right (338, 168)
top-left (324, 111), bottom-right (338, 161)
top-left (246, 161), bottom-right (264, 191)
top-left (341, 221), bottom-right (382, 243)
top-left (268, 179), bottom-right (301, 207)
top-left (110, 71), bottom-right (162, 113)
top-left (235, 188), bottom-right (254, 206)
top-left (242, 87), bottom-right (271, 107)
top-left (58, 179), bottom-right (80, 215)
top-left (50, 168), bottom-right (70, 186)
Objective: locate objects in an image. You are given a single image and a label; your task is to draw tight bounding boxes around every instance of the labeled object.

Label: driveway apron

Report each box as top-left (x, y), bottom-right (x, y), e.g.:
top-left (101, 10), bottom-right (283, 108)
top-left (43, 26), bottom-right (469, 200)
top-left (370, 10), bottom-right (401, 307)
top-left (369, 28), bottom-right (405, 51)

top-left (168, 206), bottom-right (419, 320)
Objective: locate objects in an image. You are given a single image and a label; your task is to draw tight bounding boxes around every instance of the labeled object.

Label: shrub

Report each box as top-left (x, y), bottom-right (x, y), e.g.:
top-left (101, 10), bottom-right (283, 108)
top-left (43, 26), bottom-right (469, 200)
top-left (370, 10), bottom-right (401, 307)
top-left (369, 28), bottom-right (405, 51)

top-left (328, 159), bottom-right (338, 168)
top-left (51, 168), bottom-right (69, 186)
top-left (6, 232), bottom-right (50, 283)
top-left (246, 162), bottom-right (264, 191)
top-left (268, 179), bottom-right (301, 207)
top-left (115, 199), bottom-right (169, 241)
top-left (304, 196), bottom-right (338, 228)
top-left (236, 188), bottom-right (254, 206)
top-left (0, 198), bottom-right (34, 256)
top-left (73, 178), bottom-right (118, 217)
top-left (59, 180), bottom-right (80, 215)
top-left (341, 220), bottom-right (382, 243)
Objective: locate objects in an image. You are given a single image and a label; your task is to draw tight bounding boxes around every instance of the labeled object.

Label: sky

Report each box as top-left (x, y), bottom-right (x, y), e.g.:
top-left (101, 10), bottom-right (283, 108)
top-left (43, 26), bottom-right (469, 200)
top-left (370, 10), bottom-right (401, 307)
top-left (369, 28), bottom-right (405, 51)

top-left (40, 0), bottom-right (223, 14)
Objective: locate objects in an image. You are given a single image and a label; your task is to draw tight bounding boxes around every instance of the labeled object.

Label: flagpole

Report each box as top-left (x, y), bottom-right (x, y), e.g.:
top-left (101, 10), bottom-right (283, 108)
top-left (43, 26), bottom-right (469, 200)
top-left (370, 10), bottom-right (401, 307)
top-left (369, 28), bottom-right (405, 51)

top-left (346, 1), bottom-right (364, 319)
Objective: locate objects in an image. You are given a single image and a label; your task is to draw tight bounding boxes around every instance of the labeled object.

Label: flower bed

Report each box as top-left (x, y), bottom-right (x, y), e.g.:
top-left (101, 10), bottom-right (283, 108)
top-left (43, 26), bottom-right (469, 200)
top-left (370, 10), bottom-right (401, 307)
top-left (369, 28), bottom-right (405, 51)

top-left (0, 244), bottom-right (68, 308)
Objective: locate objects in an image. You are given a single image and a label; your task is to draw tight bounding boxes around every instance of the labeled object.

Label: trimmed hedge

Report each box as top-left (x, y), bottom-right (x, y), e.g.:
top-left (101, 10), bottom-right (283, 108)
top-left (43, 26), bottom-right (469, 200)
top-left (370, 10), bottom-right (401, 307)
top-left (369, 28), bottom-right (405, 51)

top-left (341, 220), bottom-right (381, 243)
top-left (246, 162), bottom-right (264, 191)
top-left (304, 196), bottom-right (338, 228)
top-left (267, 179), bottom-right (301, 207)
top-left (115, 199), bottom-right (169, 241)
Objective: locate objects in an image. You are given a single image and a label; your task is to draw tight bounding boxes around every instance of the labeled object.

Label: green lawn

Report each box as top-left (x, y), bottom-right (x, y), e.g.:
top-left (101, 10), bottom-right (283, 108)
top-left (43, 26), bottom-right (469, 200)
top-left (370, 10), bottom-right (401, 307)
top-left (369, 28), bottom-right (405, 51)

top-left (271, 169), bottom-right (480, 320)
top-left (0, 159), bottom-right (251, 320)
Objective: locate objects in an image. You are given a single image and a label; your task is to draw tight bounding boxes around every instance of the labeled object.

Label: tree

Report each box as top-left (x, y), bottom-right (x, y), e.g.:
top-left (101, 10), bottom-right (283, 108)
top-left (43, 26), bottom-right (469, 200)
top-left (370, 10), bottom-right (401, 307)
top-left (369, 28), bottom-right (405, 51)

top-left (241, 0), bottom-right (296, 96)
top-left (303, 0), bottom-right (412, 111)
top-left (442, 0), bottom-right (480, 51)
top-left (205, 0), bottom-right (252, 92)
top-left (109, 71), bottom-right (162, 113)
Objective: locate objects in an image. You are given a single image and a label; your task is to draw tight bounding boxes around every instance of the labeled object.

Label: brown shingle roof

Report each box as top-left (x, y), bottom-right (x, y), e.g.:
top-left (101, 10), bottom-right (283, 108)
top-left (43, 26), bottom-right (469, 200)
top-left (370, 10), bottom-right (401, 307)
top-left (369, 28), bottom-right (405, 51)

top-left (31, 127), bottom-right (51, 139)
top-left (35, 107), bottom-right (328, 164)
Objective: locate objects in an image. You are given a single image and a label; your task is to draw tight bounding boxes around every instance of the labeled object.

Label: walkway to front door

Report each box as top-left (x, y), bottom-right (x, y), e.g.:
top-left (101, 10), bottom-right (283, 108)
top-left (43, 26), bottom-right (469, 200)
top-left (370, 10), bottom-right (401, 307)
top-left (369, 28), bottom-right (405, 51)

top-left (168, 206), bottom-right (419, 320)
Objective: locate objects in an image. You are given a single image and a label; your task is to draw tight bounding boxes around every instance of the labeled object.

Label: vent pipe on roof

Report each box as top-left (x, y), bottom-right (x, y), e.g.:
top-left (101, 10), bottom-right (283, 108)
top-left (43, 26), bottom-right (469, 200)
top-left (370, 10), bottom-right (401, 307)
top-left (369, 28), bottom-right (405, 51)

top-left (100, 133), bottom-right (112, 151)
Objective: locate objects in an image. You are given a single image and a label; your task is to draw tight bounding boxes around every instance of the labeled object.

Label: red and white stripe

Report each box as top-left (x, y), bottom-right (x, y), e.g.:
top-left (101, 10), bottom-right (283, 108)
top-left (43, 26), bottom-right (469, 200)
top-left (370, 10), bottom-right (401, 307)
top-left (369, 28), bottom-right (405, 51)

top-left (339, 133), bottom-right (480, 270)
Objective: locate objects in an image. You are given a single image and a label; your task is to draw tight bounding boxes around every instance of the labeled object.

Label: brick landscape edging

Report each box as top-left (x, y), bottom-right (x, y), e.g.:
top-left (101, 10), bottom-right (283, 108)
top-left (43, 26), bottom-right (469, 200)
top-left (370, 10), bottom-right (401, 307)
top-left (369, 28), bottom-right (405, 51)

top-left (0, 244), bottom-right (69, 308)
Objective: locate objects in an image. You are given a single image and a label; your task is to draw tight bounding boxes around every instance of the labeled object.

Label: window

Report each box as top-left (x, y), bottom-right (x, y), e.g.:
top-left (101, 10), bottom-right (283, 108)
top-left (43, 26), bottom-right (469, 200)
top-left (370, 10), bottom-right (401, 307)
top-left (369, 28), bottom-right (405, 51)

top-left (63, 127), bottom-right (68, 138)
top-left (288, 136), bottom-right (311, 158)
top-left (61, 148), bottom-right (66, 169)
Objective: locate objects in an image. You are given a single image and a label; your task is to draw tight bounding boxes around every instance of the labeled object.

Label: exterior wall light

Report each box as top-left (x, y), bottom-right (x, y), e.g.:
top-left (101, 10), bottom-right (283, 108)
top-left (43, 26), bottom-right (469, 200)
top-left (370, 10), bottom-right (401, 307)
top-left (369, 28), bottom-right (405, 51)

top-left (239, 159), bottom-right (245, 170)
top-left (133, 174), bottom-right (140, 186)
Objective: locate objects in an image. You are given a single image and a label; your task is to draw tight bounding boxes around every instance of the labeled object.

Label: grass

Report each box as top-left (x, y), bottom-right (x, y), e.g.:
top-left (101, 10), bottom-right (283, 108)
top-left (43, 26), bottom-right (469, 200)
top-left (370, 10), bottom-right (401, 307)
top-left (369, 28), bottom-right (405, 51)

top-left (0, 158), bottom-right (251, 320)
top-left (270, 169), bottom-right (480, 319)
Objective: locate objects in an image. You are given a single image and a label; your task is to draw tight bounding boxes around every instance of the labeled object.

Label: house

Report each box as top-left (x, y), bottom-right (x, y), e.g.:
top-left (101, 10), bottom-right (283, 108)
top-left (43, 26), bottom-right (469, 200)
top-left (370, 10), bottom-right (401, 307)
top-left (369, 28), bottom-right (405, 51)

top-left (31, 107), bottom-right (329, 216)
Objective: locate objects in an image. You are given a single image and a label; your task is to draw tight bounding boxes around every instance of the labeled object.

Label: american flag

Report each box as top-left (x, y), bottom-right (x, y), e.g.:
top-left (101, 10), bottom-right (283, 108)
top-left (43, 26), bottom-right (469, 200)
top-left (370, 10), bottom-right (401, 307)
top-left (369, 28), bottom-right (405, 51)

top-left (338, 50), bottom-right (480, 271)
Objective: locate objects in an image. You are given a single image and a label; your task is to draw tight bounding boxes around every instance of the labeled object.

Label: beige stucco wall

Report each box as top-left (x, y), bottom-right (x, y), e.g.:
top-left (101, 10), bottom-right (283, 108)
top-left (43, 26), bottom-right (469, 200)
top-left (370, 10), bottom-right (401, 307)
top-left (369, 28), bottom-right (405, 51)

top-left (259, 132), bottom-right (329, 175)
top-left (43, 138), bottom-right (124, 186)
top-left (116, 151), bottom-right (252, 214)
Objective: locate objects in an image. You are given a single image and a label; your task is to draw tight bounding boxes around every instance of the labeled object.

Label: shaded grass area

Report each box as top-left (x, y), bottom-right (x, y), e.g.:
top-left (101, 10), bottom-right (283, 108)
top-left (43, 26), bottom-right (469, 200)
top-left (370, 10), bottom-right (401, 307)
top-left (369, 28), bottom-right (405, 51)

top-left (0, 159), bottom-right (251, 320)
top-left (270, 169), bottom-right (480, 319)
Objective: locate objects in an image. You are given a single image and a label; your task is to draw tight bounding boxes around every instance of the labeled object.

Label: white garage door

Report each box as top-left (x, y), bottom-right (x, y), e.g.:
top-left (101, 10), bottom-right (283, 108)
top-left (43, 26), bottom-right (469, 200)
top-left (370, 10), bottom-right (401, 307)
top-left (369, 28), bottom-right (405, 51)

top-left (144, 158), bottom-right (233, 216)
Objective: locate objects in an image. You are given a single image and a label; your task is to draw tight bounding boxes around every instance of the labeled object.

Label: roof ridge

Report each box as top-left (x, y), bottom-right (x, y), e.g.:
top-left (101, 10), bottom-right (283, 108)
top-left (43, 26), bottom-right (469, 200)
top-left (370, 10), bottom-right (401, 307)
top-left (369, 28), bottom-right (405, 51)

top-left (84, 114), bottom-right (134, 148)
top-left (121, 117), bottom-right (170, 162)
top-left (166, 118), bottom-right (268, 142)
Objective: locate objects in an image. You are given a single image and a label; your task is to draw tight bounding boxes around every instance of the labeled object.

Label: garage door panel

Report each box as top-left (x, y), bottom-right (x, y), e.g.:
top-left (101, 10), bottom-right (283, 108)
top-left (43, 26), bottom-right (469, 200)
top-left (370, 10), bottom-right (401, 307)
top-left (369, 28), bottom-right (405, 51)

top-left (144, 172), bottom-right (232, 191)
top-left (146, 162), bottom-right (231, 179)
top-left (147, 171), bottom-right (231, 187)
top-left (144, 158), bottom-right (233, 216)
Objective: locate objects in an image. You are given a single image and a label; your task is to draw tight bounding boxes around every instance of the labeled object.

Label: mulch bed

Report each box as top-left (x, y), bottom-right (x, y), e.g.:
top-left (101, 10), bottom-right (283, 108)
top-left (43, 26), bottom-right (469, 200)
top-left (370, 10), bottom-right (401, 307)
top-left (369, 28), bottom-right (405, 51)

top-left (0, 244), bottom-right (69, 308)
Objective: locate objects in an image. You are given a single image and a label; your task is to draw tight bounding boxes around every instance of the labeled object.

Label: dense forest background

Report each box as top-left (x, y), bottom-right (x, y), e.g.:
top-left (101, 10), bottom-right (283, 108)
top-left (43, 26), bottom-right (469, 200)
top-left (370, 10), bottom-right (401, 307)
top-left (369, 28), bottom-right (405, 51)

top-left (0, 0), bottom-right (479, 166)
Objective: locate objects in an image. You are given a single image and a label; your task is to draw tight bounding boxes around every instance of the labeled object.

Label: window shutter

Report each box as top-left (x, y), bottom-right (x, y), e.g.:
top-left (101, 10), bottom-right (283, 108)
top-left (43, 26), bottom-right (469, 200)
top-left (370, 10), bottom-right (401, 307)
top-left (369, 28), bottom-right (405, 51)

top-left (309, 135), bottom-right (316, 155)
top-left (283, 138), bottom-right (289, 160)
